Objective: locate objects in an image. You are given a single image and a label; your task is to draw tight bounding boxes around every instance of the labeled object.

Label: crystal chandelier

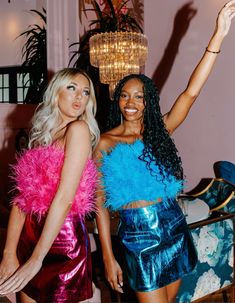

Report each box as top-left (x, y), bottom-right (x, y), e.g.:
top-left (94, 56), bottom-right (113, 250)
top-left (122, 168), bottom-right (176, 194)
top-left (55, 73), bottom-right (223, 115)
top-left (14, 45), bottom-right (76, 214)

top-left (89, 31), bottom-right (148, 98)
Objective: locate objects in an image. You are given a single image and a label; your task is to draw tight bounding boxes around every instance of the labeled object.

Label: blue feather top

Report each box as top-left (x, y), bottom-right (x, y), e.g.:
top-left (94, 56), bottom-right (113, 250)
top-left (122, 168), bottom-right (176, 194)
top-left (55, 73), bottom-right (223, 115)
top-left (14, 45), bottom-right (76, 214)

top-left (100, 140), bottom-right (184, 210)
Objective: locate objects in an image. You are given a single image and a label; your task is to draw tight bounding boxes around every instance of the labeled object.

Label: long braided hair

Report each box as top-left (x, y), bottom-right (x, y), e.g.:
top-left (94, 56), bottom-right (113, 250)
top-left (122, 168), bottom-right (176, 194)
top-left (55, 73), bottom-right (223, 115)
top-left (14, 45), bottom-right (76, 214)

top-left (106, 74), bottom-right (183, 180)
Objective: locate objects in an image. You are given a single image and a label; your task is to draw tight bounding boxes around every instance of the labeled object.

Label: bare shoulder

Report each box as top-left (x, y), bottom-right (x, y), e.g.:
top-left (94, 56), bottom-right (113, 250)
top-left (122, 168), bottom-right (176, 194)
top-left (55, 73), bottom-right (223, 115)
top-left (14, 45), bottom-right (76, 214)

top-left (66, 120), bottom-right (90, 137)
top-left (94, 127), bottom-right (121, 158)
top-left (65, 120), bottom-right (91, 149)
top-left (96, 133), bottom-right (115, 153)
top-left (67, 120), bottom-right (89, 134)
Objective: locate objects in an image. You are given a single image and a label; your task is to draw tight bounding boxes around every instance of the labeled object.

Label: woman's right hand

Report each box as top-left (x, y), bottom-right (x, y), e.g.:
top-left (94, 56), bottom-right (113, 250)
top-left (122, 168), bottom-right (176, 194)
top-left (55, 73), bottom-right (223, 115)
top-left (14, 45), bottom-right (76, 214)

top-left (0, 254), bottom-right (19, 286)
top-left (0, 255), bottom-right (42, 295)
top-left (104, 257), bottom-right (123, 293)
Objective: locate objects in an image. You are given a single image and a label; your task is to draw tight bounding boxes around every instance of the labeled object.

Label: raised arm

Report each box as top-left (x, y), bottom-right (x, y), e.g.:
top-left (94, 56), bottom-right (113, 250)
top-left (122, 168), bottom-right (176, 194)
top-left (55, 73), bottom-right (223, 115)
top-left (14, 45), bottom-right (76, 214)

top-left (164, 0), bottom-right (235, 134)
top-left (0, 121), bottom-right (91, 294)
top-left (94, 138), bottom-right (123, 294)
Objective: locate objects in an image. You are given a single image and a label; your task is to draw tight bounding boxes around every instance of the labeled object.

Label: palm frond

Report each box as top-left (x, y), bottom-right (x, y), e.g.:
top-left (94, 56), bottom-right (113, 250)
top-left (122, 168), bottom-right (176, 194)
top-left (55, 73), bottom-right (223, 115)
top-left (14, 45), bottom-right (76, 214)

top-left (17, 8), bottom-right (47, 103)
top-left (105, 0), bottom-right (117, 19)
top-left (29, 9), bottom-right (46, 23)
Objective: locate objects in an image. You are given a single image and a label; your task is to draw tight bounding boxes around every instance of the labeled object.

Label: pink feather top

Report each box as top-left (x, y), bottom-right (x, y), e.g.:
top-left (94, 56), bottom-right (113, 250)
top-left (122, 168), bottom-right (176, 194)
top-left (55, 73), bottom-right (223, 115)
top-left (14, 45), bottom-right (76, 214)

top-left (11, 145), bottom-right (97, 219)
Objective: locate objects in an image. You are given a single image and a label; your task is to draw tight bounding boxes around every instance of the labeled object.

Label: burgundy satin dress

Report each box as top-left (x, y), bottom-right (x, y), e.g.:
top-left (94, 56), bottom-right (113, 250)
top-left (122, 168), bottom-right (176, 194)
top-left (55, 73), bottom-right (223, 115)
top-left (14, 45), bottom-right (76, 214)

top-left (12, 146), bottom-right (97, 302)
top-left (18, 214), bottom-right (92, 303)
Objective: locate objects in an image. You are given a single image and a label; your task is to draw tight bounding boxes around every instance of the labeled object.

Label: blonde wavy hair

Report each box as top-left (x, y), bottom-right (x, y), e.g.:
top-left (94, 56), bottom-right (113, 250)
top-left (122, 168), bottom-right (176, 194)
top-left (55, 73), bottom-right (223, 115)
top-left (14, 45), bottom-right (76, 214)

top-left (28, 68), bottom-right (100, 149)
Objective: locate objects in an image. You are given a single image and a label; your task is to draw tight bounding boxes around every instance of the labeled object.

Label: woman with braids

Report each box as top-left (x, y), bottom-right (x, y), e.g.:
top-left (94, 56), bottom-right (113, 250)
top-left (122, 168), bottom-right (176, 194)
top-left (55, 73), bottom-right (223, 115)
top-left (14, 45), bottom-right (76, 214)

top-left (0, 68), bottom-right (99, 302)
top-left (94, 2), bottom-right (235, 303)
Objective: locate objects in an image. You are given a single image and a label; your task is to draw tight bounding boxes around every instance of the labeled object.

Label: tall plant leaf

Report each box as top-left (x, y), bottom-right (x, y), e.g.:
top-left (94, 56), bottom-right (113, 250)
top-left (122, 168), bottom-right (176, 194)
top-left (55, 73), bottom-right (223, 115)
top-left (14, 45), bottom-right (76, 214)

top-left (16, 8), bottom-right (47, 103)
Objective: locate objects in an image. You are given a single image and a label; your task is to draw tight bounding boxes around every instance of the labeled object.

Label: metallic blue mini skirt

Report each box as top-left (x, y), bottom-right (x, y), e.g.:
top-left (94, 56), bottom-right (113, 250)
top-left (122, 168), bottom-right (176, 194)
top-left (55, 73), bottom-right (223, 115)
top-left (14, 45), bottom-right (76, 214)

top-left (118, 200), bottom-right (197, 292)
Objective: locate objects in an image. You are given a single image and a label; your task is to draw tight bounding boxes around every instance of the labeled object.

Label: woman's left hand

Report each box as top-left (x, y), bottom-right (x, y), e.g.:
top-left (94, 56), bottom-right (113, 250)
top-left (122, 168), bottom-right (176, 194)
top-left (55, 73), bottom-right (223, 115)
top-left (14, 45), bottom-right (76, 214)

top-left (0, 257), bottom-right (42, 294)
top-left (216, 0), bottom-right (235, 37)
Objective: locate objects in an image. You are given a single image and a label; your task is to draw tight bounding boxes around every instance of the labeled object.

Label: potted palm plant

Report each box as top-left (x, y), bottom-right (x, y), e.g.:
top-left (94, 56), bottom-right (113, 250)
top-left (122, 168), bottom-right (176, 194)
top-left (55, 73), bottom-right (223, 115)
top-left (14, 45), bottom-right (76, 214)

top-left (17, 8), bottom-right (47, 104)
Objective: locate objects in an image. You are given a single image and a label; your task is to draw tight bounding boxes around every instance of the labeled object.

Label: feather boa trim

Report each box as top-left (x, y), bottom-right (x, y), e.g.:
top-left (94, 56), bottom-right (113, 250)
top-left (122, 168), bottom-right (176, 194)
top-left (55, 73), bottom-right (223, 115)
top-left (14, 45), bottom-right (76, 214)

top-left (11, 145), bottom-right (97, 219)
top-left (100, 140), bottom-right (184, 210)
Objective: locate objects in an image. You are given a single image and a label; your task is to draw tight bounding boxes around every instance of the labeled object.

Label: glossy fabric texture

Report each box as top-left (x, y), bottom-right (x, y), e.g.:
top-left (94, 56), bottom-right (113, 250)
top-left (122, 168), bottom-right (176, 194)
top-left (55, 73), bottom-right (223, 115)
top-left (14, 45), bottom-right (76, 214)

top-left (100, 140), bottom-right (183, 210)
top-left (118, 200), bottom-right (198, 292)
top-left (17, 214), bottom-right (92, 303)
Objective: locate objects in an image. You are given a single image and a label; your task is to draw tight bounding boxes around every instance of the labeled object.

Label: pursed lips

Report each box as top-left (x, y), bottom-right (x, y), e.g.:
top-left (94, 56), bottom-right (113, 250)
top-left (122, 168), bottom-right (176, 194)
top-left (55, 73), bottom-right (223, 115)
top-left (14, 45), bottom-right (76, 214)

top-left (72, 102), bottom-right (81, 110)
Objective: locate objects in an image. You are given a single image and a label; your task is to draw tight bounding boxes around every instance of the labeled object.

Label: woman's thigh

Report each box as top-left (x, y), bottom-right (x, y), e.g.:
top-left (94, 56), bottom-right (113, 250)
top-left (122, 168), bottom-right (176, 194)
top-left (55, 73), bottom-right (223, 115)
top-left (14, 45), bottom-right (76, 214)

top-left (166, 279), bottom-right (181, 303)
top-left (135, 279), bottom-right (181, 303)
top-left (18, 291), bottom-right (36, 303)
top-left (136, 286), bottom-right (168, 303)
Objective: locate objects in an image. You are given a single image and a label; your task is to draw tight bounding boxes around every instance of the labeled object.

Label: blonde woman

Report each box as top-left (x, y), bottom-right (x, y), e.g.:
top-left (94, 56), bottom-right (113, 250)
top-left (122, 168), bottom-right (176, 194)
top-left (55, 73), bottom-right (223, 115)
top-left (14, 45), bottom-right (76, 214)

top-left (0, 68), bottom-right (100, 303)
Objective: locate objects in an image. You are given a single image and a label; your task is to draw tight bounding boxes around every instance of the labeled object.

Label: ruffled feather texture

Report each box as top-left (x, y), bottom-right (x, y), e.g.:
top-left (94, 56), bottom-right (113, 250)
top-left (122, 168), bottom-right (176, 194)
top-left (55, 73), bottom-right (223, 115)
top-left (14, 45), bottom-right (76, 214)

top-left (100, 140), bottom-right (183, 210)
top-left (11, 146), bottom-right (97, 219)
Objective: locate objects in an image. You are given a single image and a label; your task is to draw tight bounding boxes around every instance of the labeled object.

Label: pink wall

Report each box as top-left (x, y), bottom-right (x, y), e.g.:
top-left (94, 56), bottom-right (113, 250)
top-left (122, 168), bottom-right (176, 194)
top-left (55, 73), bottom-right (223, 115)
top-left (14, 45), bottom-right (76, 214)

top-left (144, 0), bottom-right (235, 190)
top-left (0, 104), bottom-right (36, 204)
top-left (0, 0), bottom-right (45, 66)
top-left (1, 0), bottom-right (235, 191)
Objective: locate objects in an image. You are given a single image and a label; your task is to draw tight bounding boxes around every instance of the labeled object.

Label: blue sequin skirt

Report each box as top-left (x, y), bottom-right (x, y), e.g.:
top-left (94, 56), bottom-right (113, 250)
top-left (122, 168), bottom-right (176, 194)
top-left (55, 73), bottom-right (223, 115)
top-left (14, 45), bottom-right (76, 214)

top-left (118, 200), bottom-right (197, 292)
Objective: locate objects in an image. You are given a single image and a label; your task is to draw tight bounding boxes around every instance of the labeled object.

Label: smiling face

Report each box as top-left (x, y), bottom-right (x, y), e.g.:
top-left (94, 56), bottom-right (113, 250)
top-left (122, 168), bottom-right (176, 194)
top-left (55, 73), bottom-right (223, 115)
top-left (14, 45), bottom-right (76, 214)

top-left (57, 73), bottom-right (90, 123)
top-left (119, 78), bottom-right (145, 122)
